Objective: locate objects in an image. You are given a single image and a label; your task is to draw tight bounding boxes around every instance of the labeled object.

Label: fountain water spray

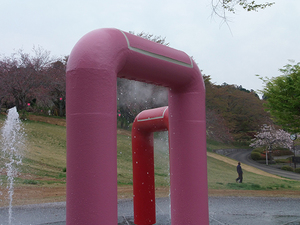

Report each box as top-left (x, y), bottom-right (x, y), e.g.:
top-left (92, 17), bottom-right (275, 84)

top-left (1, 107), bottom-right (26, 224)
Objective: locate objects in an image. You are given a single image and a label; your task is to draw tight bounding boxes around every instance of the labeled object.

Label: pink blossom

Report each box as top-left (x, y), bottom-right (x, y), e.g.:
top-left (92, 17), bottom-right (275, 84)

top-left (250, 125), bottom-right (293, 150)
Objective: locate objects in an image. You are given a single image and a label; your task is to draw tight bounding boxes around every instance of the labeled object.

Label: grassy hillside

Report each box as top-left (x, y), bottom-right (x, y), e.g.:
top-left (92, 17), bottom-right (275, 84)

top-left (207, 156), bottom-right (300, 191)
top-left (0, 114), bottom-right (300, 195)
top-left (0, 116), bottom-right (67, 187)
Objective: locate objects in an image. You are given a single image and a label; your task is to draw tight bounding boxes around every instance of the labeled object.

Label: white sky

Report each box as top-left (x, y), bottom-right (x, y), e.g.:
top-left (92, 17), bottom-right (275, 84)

top-left (0, 0), bottom-right (299, 93)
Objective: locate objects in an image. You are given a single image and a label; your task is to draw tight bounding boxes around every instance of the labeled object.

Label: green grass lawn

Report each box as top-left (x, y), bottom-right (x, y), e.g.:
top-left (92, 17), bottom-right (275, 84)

top-left (0, 117), bottom-right (67, 186)
top-left (207, 156), bottom-right (300, 191)
top-left (206, 138), bottom-right (249, 152)
top-left (0, 114), bottom-right (300, 193)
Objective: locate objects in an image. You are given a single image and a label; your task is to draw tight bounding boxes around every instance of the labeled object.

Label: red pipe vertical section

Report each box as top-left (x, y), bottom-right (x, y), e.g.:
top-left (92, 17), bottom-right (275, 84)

top-left (132, 107), bottom-right (169, 225)
top-left (132, 131), bottom-right (155, 225)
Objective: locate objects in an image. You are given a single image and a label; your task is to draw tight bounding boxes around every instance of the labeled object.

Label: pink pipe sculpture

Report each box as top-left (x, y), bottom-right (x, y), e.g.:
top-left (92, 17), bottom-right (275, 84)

top-left (132, 106), bottom-right (169, 225)
top-left (66, 28), bottom-right (208, 225)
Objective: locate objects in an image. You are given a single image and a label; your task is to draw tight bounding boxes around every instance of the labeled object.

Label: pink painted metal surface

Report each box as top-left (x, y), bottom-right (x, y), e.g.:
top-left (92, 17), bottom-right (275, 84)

top-left (132, 106), bottom-right (169, 225)
top-left (66, 28), bottom-right (208, 224)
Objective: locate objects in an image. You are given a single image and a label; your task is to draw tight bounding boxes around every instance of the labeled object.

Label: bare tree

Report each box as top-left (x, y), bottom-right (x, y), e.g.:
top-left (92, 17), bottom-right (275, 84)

top-left (46, 57), bottom-right (67, 116)
top-left (0, 47), bottom-right (54, 110)
top-left (0, 61), bottom-right (10, 109)
top-left (211, 0), bottom-right (275, 22)
top-left (129, 31), bottom-right (169, 46)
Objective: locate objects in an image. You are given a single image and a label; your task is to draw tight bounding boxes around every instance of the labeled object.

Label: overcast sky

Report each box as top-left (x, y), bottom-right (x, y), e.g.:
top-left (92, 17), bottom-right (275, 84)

top-left (1, 0), bottom-right (299, 93)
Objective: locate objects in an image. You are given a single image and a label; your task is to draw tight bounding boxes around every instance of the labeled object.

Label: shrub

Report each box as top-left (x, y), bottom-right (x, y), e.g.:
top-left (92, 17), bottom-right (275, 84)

top-left (261, 152), bottom-right (272, 160)
top-left (281, 166), bottom-right (294, 172)
top-left (275, 158), bottom-right (290, 164)
top-left (226, 182), bottom-right (264, 190)
top-left (19, 110), bottom-right (29, 120)
top-left (251, 151), bottom-right (262, 160)
top-left (58, 173), bottom-right (66, 179)
top-left (272, 149), bottom-right (294, 156)
top-left (250, 183), bottom-right (262, 190)
top-left (252, 148), bottom-right (264, 153)
top-left (23, 179), bottom-right (38, 185)
top-left (295, 168), bottom-right (300, 174)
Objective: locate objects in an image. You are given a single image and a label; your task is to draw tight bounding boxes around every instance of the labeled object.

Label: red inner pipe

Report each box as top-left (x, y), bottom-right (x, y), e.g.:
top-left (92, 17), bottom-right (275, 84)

top-left (132, 107), bottom-right (169, 225)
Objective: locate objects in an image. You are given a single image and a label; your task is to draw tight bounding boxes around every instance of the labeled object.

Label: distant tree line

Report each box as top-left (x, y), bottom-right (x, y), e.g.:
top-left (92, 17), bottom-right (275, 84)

top-left (258, 61), bottom-right (300, 133)
top-left (0, 45), bottom-right (168, 123)
top-left (0, 42), bottom-right (273, 144)
top-left (205, 75), bottom-right (272, 143)
top-left (118, 74), bottom-right (271, 143)
top-left (0, 47), bottom-right (66, 116)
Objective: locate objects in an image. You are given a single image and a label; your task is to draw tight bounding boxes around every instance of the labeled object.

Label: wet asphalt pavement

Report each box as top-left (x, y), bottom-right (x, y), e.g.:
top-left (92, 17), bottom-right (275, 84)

top-left (1, 196), bottom-right (300, 225)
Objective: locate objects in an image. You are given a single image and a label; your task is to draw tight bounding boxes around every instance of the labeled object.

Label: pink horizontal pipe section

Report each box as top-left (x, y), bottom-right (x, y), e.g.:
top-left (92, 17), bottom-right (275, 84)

top-left (66, 28), bottom-right (208, 224)
top-left (132, 107), bottom-right (169, 224)
top-left (125, 32), bottom-right (192, 65)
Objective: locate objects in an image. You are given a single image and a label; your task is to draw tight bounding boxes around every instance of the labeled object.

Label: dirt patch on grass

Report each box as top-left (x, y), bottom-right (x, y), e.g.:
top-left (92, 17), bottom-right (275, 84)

top-left (2, 185), bottom-right (300, 208)
top-left (27, 115), bottom-right (66, 126)
top-left (118, 186), bottom-right (300, 199)
top-left (0, 185), bottom-right (168, 207)
top-left (0, 186), bottom-right (66, 207)
top-left (209, 189), bottom-right (300, 198)
top-left (27, 114), bottom-right (131, 136)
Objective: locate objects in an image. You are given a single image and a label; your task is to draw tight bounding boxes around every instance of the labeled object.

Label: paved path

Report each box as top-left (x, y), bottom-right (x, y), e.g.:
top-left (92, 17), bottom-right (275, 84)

top-left (227, 149), bottom-right (300, 180)
top-left (1, 197), bottom-right (300, 225)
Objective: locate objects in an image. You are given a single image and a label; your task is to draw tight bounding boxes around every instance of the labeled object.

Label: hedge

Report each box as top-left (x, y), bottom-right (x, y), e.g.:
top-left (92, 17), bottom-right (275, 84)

top-left (251, 151), bottom-right (262, 161)
top-left (281, 166), bottom-right (294, 172)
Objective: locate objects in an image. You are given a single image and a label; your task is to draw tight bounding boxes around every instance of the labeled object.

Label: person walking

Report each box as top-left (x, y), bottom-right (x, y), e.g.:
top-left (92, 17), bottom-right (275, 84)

top-left (236, 162), bottom-right (243, 183)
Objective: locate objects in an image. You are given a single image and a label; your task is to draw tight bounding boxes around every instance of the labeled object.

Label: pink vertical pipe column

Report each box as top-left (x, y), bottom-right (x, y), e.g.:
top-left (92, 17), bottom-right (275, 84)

top-left (66, 29), bottom-right (126, 225)
top-left (67, 28), bottom-right (208, 224)
top-left (168, 86), bottom-right (208, 224)
top-left (132, 107), bottom-right (169, 225)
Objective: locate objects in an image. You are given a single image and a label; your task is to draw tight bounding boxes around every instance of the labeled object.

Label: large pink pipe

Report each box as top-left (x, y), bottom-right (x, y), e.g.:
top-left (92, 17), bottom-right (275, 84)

top-left (66, 28), bottom-right (208, 224)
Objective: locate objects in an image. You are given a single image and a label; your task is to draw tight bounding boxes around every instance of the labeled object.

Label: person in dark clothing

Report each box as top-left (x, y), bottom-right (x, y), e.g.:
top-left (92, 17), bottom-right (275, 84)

top-left (236, 162), bottom-right (243, 183)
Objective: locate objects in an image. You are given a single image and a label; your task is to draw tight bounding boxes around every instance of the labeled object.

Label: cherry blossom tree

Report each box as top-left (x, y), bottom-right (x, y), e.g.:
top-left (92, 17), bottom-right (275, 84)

top-left (250, 125), bottom-right (293, 165)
